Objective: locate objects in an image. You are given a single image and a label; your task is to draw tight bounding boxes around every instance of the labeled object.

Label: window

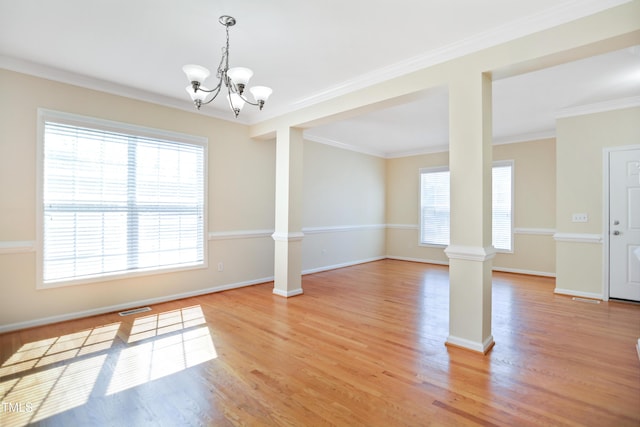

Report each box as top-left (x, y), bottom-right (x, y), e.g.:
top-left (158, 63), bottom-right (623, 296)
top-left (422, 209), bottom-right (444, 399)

top-left (420, 161), bottom-right (513, 251)
top-left (37, 110), bottom-right (207, 287)
top-left (420, 167), bottom-right (450, 246)
top-left (491, 163), bottom-right (513, 252)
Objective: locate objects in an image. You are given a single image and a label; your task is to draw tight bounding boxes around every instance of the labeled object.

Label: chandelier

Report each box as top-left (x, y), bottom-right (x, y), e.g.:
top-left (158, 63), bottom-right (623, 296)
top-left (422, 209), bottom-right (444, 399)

top-left (182, 15), bottom-right (272, 117)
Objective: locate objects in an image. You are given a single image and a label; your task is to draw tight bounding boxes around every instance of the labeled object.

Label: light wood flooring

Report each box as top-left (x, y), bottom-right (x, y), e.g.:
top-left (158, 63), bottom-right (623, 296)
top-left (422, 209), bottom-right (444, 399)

top-left (1, 260), bottom-right (639, 426)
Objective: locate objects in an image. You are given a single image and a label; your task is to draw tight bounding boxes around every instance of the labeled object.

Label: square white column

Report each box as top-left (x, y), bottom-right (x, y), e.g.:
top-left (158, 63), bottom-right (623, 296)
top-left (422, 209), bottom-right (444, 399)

top-left (446, 71), bottom-right (495, 353)
top-left (272, 126), bottom-right (304, 297)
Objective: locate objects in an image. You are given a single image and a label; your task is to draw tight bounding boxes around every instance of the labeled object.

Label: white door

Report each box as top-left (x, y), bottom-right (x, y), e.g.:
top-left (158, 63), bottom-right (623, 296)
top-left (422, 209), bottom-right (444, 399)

top-left (609, 148), bottom-right (640, 301)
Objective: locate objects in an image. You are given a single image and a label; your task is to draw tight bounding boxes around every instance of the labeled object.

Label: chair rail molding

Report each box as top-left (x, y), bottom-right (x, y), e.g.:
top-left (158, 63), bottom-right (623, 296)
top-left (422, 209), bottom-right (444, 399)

top-left (208, 229), bottom-right (274, 240)
top-left (514, 227), bottom-right (556, 235)
top-left (0, 240), bottom-right (35, 255)
top-left (445, 245), bottom-right (497, 262)
top-left (271, 231), bottom-right (305, 242)
top-left (553, 233), bottom-right (603, 243)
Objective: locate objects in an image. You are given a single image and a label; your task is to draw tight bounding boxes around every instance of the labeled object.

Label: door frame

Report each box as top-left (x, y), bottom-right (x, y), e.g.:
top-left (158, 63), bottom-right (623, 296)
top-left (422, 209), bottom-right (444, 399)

top-left (602, 144), bottom-right (640, 301)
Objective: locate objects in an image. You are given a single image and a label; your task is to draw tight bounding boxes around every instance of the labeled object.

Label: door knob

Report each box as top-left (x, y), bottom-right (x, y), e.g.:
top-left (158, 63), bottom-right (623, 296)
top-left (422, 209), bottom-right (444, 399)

top-left (613, 230), bottom-right (621, 235)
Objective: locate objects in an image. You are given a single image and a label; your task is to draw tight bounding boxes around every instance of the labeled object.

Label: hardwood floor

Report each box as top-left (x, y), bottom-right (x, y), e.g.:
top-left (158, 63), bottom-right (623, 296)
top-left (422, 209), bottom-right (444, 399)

top-left (1, 259), bottom-right (639, 426)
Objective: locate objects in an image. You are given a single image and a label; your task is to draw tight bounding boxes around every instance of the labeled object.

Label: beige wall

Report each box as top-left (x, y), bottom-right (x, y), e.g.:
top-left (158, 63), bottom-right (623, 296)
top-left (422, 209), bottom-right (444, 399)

top-left (302, 140), bottom-right (386, 272)
top-left (0, 69), bottom-right (276, 329)
top-left (493, 139), bottom-right (556, 275)
top-left (555, 107), bottom-right (640, 297)
top-left (0, 70), bottom-right (388, 329)
top-left (385, 139), bottom-right (556, 275)
top-left (386, 151), bottom-right (450, 264)
top-left (0, 64), bottom-right (635, 329)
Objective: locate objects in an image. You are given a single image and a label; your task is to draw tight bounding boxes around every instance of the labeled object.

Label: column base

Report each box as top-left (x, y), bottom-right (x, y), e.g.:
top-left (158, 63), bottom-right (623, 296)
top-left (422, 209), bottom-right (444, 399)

top-left (272, 288), bottom-right (304, 298)
top-left (445, 335), bottom-right (495, 354)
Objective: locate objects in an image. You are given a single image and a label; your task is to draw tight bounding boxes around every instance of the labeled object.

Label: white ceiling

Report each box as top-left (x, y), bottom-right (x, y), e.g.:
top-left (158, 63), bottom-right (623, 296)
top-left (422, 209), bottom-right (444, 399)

top-left (1, 0), bottom-right (639, 157)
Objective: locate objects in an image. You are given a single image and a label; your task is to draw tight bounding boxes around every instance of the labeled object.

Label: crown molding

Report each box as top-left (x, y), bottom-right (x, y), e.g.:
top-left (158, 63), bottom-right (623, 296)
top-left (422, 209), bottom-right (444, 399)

top-left (493, 130), bottom-right (556, 145)
top-left (0, 55), bottom-right (249, 125)
top-left (304, 132), bottom-right (455, 159)
top-left (306, 129), bottom-right (560, 159)
top-left (385, 143), bottom-right (451, 159)
top-left (556, 95), bottom-right (640, 119)
top-left (3, 1), bottom-right (630, 130)
top-left (278, 0), bottom-right (632, 115)
top-left (303, 133), bottom-right (386, 158)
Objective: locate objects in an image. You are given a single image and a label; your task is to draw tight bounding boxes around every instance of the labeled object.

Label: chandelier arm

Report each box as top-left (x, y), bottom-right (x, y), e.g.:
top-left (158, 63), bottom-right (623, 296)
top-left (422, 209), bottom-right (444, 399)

top-left (194, 83), bottom-right (219, 93)
top-left (236, 92), bottom-right (260, 107)
top-left (199, 81), bottom-right (224, 105)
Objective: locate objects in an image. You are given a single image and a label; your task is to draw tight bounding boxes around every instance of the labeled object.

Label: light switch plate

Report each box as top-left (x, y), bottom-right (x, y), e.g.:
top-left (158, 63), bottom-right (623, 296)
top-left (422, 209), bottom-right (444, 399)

top-left (572, 213), bottom-right (588, 222)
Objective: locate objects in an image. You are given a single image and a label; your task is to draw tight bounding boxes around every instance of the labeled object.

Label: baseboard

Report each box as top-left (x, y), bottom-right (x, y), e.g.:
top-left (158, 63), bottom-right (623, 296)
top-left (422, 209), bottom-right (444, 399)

top-left (0, 257), bottom-right (560, 333)
top-left (554, 288), bottom-right (603, 300)
top-left (0, 257), bottom-right (389, 333)
top-left (493, 266), bottom-right (556, 278)
top-left (385, 256), bottom-right (448, 266)
top-left (1, 256), bottom-right (387, 332)
top-left (302, 256), bottom-right (386, 275)
top-left (0, 276), bottom-right (274, 334)
top-left (446, 335), bottom-right (495, 354)
top-left (273, 288), bottom-right (304, 297)
top-left (387, 256), bottom-right (555, 277)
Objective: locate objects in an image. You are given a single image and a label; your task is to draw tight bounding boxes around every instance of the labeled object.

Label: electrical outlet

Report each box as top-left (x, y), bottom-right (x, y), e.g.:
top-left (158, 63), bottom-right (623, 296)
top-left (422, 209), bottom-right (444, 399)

top-left (217, 262), bottom-right (224, 272)
top-left (572, 213), bottom-right (588, 223)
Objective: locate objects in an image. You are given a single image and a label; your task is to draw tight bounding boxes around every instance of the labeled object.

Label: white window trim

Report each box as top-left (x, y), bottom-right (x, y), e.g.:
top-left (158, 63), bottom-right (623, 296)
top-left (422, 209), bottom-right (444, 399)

top-left (36, 109), bottom-right (209, 289)
top-left (492, 160), bottom-right (515, 254)
top-left (418, 161), bottom-right (514, 253)
top-left (418, 166), bottom-right (449, 249)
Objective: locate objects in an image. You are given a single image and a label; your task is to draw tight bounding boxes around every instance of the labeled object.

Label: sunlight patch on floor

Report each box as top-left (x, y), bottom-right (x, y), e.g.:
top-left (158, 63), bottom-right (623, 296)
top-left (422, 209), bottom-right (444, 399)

top-left (0, 305), bottom-right (217, 425)
top-left (0, 323), bottom-right (119, 426)
top-left (107, 307), bottom-right (217, 395)
top-left (127, 305), bottom-right (207, 343)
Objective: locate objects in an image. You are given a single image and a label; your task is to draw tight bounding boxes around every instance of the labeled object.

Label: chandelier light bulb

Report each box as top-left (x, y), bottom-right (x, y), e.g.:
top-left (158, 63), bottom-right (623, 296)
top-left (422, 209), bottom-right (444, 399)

top-left (186, 85), bottom-right (212, 109)
top-left (227, 93), bottom-right (246, 117)
top-left (227, 67), bottom-right (254, 92)
top-left (249, 86), bottom-right (273, 102)
top-left (249, 86), bottom-right (273, 109)
top-left (185, 85), bottom-right (210, 102)
top-left (182, 64), bottom-right (211, 86)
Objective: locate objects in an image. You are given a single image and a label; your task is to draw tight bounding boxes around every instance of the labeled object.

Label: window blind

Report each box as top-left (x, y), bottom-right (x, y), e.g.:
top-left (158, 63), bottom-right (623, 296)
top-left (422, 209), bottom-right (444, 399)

top-left (42, 118), bottom-right (205, 285)
top-left (492, 164), bottom-right (513, 252)
top-left (420, 163), bottom-right (513, 251)
top-left (420, 169), bottom-right (450, 246)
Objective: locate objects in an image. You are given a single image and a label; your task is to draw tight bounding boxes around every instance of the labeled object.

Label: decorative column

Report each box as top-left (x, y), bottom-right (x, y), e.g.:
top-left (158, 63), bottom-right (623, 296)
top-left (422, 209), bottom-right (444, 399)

top-left (272, 126), bottom-right (304, 297)
top-left (445, 71), bottom-right (495, 353)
